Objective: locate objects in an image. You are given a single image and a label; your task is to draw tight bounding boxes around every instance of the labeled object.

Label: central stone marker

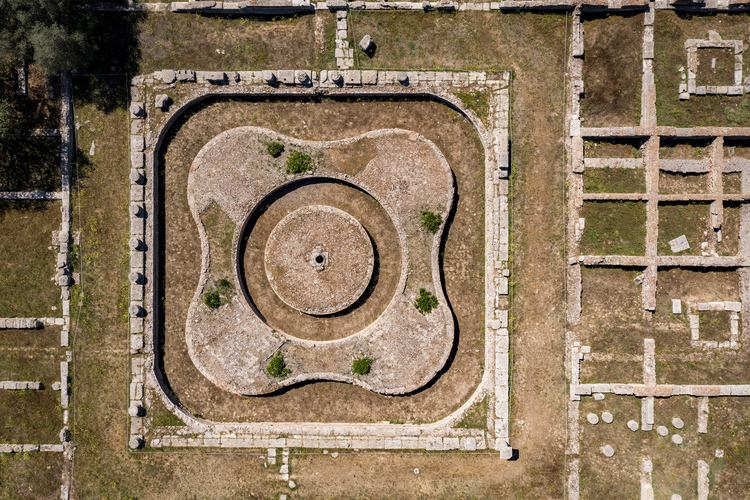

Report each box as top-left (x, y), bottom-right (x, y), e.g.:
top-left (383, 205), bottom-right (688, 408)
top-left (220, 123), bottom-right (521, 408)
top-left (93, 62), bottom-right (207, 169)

top-left (264, 205), bottom-right (374, 315)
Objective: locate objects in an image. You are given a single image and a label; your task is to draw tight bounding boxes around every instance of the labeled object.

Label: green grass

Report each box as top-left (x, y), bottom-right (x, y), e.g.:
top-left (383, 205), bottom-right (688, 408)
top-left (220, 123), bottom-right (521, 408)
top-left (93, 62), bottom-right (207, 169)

top-left (420, 210), bottom-right (443, 233)
top-left (414, 288), bottom-right (438, 314)
top-left (285, 150), bottom-right (314, 174)
top-left (266, 352), bottom-right (290, 378)
top-left (266, 141), bottom-right (284, 158)
top-left (455, 91), bottom-right (489, 119)
top-left (151, 406), bottom-right (187, 427)
top-left (579, 201), bottom-right (647, 256)
top-left (582, 168), bottom-right (645, 193)
top-left (352, 357), bottom-right (373, 375)
top-left (454, 396), bottom-right (488, 430)
top-left (657, 203), bottom-right (710, 256)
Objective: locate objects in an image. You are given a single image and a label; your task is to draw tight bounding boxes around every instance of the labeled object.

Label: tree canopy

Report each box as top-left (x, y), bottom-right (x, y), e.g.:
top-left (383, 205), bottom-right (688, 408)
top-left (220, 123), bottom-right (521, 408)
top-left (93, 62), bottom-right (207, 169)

top-left (0, 0), bottom-right (92, 74)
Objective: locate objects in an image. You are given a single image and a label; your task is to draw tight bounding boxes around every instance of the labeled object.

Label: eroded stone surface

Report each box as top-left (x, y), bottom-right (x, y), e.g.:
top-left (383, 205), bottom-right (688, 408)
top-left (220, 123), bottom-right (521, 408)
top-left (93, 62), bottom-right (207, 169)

top-left (264, 205), bottom-right (374, 315)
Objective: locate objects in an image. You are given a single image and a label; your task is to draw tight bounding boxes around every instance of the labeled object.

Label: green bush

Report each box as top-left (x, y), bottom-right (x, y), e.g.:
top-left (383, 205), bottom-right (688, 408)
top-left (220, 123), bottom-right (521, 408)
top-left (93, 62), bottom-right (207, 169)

top-left (352, 357), bottom-right (372, 375)
top-left (414, 288), bottom-right (438, 314)
top-left (420, 210), bottom-right (442, 234)
top-left (266, 141), bottom-right (284, 158)
top-left (266, 353), bottom-right (290, 378)
top-left (217, 278), bottom-right (232, 290)
top-left (286, 150), bottom-right (314, 174)
top-left (203, 290), bottom-right (221, 309)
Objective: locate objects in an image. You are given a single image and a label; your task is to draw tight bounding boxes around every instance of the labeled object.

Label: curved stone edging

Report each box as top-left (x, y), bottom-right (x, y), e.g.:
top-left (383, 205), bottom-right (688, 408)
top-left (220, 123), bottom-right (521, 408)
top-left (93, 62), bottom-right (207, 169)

top-left (184, 127), bottom-right (455, 395)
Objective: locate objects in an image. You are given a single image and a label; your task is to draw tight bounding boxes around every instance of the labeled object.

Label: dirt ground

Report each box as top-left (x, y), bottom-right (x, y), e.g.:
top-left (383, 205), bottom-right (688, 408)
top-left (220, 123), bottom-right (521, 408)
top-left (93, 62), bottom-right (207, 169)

top-left (580, 12), bottom-right (644, 127)
top-left (61, 7), bottom-right (573, 498)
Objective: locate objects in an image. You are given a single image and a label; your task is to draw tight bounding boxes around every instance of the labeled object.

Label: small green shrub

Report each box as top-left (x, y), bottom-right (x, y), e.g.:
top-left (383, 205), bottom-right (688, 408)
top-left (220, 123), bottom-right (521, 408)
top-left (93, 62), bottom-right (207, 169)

top-left (266, 141), bottom-right (284, 158)
top-left (724, 102), bottom-right (750, 125)
top-left (286, 150), bottom-right (314, 174)
top-left (415, 288), bottom-right (438, 314)
top-left (420, 210), bottom-right (442, 233)
top-left (352, 357), bottom-right (373, 375)
top-left (266, 353), bottom-right (290, 378)
top-left (217, 278), bottom-right (232, 290)
top-left (204, 290), bottom-right (221, 309)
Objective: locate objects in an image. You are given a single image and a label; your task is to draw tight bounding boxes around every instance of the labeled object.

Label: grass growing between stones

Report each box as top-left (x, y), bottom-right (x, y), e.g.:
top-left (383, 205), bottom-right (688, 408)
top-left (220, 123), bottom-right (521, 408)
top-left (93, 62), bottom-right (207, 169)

top-left (582, 168), bottom-right (646, 193)
top-left (657, 202), bottom-right (710, 256)
top-left (698, 310), bottom-right (731, 341)
top-left (0, 201), bottom-right (61, 318)
top-left (719, 203), bottom-right (740, 256)
top-left (583, 138), bottom-right (643, 159)
top-left (454, 396), bottom-right (488, 430)
top-left (654, 11), bottom-right (750, 127)
top-left (579, 201), bottom-right (647, 256)
top-left (202, 203), bottom-right (235, 282)
top-left (723, 172), bottom-right (742, 194)
top-left (455, 91), bottom-right (489, 120)
top-left (580, 12), bottom-right (644, 127)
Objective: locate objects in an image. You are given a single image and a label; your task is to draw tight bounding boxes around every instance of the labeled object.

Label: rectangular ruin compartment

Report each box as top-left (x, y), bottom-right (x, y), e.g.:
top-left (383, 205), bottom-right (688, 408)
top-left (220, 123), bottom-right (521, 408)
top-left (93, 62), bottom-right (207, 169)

top-left (580, 266), bottom-right (645, 354)
top-left (583, 138), bottom-right (645, 159)
top-left (657, 202), bottom-right (711, 256)
top-left (717, 202), bottom-right (741, 256)
top-left (723, 172), bottom-right (742, 194)
top-left (696, 47), bottom-right (736, 88)
top-left (658, 171), bottom-right (710, 195)
top-left (580, 12), bottom-right (644, 127)
top-left (583, 168), bottom-right (646, 194)
top-left (579, 201), bottom-right (646, 256)
top-left (659, 138), bottom-right (712, 161)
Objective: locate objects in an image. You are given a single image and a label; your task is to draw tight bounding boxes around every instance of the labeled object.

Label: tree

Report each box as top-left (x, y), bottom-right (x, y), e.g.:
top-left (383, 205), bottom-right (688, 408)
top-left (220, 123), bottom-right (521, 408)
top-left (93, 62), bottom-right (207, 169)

top-left (0, 0), bottom-right (92, 74)
top-left (0, 100), bottom-right (16, 141)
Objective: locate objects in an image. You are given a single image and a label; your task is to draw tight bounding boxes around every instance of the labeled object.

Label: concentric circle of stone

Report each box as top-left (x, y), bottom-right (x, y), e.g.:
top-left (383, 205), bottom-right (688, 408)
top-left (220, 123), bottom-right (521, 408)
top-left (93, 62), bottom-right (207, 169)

top-left (264, 205), bottom-right (374, 315)
top-left (587, 413), bottom-right (599, 425)
top-left (602, 445), bottom-right (615, 457)
top-left (672, 417), bottom-right (684, 429)
top-left (657, 425), bottom-right (669, 437)
top-left (627, 420), bottom-right (639, 431)
top-left (672, 434), bottom-right (683, 445)
top-left (602, 411), bottom-right (613, 424)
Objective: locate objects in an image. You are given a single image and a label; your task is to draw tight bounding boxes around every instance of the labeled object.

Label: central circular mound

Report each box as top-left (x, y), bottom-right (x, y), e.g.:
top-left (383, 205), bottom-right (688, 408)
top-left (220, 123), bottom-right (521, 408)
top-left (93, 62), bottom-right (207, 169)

top-left (264, 205), bottom-right (374, 315)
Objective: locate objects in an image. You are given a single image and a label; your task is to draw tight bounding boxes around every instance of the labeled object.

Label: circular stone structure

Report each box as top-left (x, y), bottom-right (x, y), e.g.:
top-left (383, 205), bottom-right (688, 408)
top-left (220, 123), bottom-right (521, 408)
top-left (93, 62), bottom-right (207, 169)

top-left (587, 413), bottom-right (599, 425)
top-left (672, 434), bottom-right (683, 445)
top-left (602, 411), bottom-right (613, 424)
top-left (657, 425), bottom-right (669, 437)
top-left (264, 205), bottom-right (375, 315)
top-left (672, 417), bottom-right (684, 429)
top-left (602, 445), bottom-right (615, 457)
top-left (627, 420), bottom-right (639, 431)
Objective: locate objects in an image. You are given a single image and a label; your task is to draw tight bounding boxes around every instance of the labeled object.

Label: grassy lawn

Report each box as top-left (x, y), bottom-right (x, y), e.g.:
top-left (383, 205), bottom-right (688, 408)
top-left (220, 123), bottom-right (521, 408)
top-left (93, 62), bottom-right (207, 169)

top-left (0, 452), bottom-right (63, 500)
top-left (657, 202), bottom-right (710, 256)
top-left (654, 11), bottom-right (750, 127)
top-left (580, 12), bottom-right (644, 127)
top-left (0, 201), bottom-right (61, 318)
top-left (579, 201), bottom-right (647, 255)
top-left (583, 168), bottom-right (646, 193)
top-left (137, 12), bottom-right (319, 73)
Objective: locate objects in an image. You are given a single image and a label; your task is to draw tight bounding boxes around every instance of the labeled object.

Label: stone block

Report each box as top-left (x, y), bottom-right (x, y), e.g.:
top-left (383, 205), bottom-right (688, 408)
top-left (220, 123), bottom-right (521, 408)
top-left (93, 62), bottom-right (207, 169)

top-left (131, 152), bottom-right (144, 169)
top-left (671, 299), bottom-right (682, 314)
top-left (443, 437), bottom-right (460, 450)
top-left (669, 235), bottom-right (689, 253)
top-left (361, 70), bottom-right (378, 85)
top-left (155, 94), bottom-right (170, 110)
top-left (725, 301), bottom-right (741, 312)
top-left (129, 102), bottom-right (145, 118)
top-left (130, 136), bottom-right (145, 153)
top-left (205, 72), bottom-right (226, 84)
top-left (728, 86), bottom-right (743, 96)
top-left (359, 34), bottom-right (374, 52)
top-left (161, 70), bottom-right (176, 84)
top-left (131, 334), bottom-right (144, 351)
top-left (344, 70), bottom-right (361, 86)
top-left (277, 70), bottom-right (295, 85)
top-left (176, 70), bottom-right (196, 82)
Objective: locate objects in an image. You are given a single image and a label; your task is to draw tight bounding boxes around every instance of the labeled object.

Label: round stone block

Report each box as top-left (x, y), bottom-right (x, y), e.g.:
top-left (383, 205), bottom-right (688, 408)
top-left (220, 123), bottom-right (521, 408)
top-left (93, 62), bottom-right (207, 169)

top-left (129, 102), bottom-right (145, 118)
top-left (128, 404), bottom-right (143, 417)
top-left (672, 417), bottom-right (684, 429)
top-left (263, 70), bottom-right (276, 84)
top-left (672, 434), bottom-right (683, 445)
top-left (129, 303), bottom-right (144, 317)
top-left (129, 237), bottom-right (143, 251)
top-left (128, 271), bottom-right (143, 284)
top-left (129, 203), bottom-right (144, 217)
top-left (329, 70), bottom-right (343, 84)
top-left (657, 425), bottom-right (668, 437)
top-left (129, 436), bottom-right (143, 449)
top-left (627, 420), bottom-right (639, 431)
top-left (397, 72), bottom-right (409, 85)
top-left (587, 413), bottom-right (599, 425)
top-left (129, 169), bottom-right (145, 185)
top-left (264, 205), bottom-right (374, 315)
top-left (601, 411), bottom-right (613, 424)
top-left (295, 70), bottom-right (309, 84)
top-left (602, 445), bottom-right (614, 457)
top-left (414, 468), bottom-right (420, 475)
